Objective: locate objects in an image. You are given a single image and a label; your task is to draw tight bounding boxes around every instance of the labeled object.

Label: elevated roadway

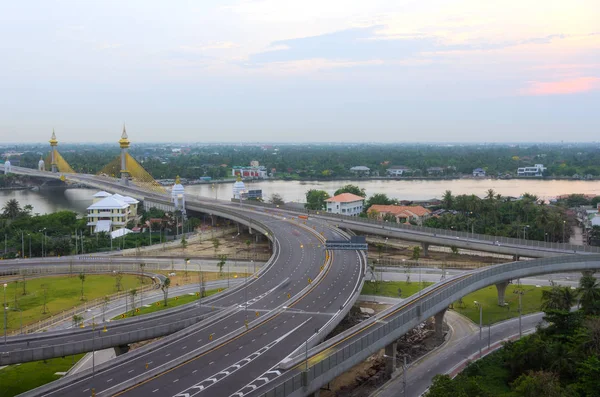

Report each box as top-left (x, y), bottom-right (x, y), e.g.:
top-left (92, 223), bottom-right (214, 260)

top-left (251, 254), bottom-right (600, 397)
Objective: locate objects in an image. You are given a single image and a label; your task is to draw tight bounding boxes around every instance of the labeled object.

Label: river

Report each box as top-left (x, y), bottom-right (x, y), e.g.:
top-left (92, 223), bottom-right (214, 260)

top-left (2, 179), bottom-right (600, 216)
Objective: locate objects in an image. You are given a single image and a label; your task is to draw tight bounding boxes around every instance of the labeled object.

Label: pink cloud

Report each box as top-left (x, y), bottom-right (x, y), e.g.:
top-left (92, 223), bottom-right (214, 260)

top-left (522, 77), bottom-right (600, 96)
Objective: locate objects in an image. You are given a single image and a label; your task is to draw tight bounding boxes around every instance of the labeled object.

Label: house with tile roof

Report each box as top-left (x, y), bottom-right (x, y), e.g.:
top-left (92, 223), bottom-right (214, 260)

top-left (325, 193), bottom-right (365, 216)
top-left (367, 204), bottom-right (432, 225)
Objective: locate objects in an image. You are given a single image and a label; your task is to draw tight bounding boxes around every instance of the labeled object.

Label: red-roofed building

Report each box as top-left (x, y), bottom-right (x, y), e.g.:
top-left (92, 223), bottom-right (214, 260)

top-left (325, 193), bottom-right (365, 216)
top-left (368, 204), bottom-right (432, 225)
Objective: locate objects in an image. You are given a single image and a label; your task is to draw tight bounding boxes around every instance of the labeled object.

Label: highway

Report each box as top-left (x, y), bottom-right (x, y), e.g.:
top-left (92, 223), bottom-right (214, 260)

top-left (5, 165), bottom-right (595, 397)
top-left (20, 211), bottom-right (364, 396)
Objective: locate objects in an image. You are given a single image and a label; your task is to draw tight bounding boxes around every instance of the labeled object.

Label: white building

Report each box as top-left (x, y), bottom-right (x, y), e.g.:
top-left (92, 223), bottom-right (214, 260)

top-left (350, 166), bottom-right (370, 176)
top-left (325, 193), bottom-right (365, 216)
top-left (171, 176), bottom-right (186, 215)
top-left (87, 193), bottom-right (139, 233)
top-left (386, 166), bottom-right (411, 177)
top-left (232, 161), bottom-right (268, 179)
top-left (517, 164), bottom-right (546, 177)
top-left (3, 159), bottom-right (11, 174)
top-left (38, 157), bottom-right (45, 171)
top-left (232, 175), bottom-right (246, 199)
top-left (472, 168), bottom-right (486, 177)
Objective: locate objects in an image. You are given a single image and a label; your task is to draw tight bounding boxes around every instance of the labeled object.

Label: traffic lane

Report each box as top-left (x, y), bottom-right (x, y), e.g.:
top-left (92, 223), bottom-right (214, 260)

top-left (115, 246), bottom-right (361, 397)
top-left (406, 313), bottom-right (545, 397)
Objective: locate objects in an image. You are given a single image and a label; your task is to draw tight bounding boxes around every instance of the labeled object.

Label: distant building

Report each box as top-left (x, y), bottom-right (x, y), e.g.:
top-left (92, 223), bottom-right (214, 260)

top-left (3, 159), bottom-right (11, 174)
top-left (472, 168), bottom-right (486, 177)
top-left (232, 161), bottom-right (268, 178)
top-left (87, 192), bottom-right (139, 233)
top-left (517, 164), bottom-right (546, 177)
top-left (232, 175), bottom-right (246, 199)
top-left (386, 166), bottom-right (411, 177)
top-left (349, 166), bottom-right (370, 176)
top-left (325, 193), bottom-right (365, 216)
top-left (368, 205), bottom-right (432, 225)
top-left (426, 167), bottom-right (444, 175)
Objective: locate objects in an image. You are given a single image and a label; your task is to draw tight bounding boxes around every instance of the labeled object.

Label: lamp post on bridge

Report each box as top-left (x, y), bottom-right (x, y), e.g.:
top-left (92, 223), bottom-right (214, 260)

top-left (474, 301), bottom-right (483, 358)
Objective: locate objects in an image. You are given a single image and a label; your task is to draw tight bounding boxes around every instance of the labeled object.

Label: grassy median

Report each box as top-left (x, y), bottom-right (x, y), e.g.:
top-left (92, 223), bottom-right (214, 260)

top-left (112, 290), bottom-right (220, 320)
top-left (0, 354), bottom-right (85, 397)
top-left (1, 274), bottom-right (141, 332)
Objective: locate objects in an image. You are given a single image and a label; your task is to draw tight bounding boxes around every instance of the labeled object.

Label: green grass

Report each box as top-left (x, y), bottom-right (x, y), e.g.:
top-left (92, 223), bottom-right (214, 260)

top-left (361, 280), bottom-right (550, 325)
top-left (361, 280), bottom-right (433, 298)
top-left (452, 284), bottom-right (551, 325)
top-left (112, 289), bottom-right (219, 320)
top-left (0, 354), bottom-right (85, 397)
top-left (2, 274), bottom-right (142, 332)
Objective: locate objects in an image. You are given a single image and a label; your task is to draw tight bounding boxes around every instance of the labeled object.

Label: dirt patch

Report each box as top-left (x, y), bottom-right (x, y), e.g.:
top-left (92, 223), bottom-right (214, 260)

top-left (321, 314), bottom-right (443, 397)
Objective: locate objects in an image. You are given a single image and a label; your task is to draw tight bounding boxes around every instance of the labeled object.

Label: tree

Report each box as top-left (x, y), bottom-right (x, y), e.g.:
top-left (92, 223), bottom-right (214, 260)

top-left (78, 273), bottom-right (86, 301)
top-left (511, 371), bottom-right (566, 397)
top-left (130, 288), bottom-right (137, 315)
top-left (541, 285), bottom-right (577, 312)
top-left (162, 278), bottom-right (171, 306)
top-left (217, 254), bottom-right (227, 277)
top-left (180, 234), bottom-right (187, 249)
top-left (72, 314), bottom-right (83, 328)
top-left (245, 239), bottom-right (252, 259)
top-left (442, 190), bottom-right (454, 210)
top-left (115, 272), bottom-right (123, 292)
top-left (2, 199), bottom-right (22, 220)
top-left (577, 273), bottom-right (600, 315)
top-left (212, 238), bottom-right (221, 256)
top-left (268, 193), bottom-right (285, 205)
top-left (334, 184), bottom-right (366, 197)
top-left (364, 193), bottom-right (394, 211)
top-left (305, 189), bottom-right (330, 210)
top-left (411, 246), bottom-right (421, 261)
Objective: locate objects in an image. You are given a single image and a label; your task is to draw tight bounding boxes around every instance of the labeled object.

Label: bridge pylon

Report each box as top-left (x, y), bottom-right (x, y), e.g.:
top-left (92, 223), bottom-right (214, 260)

top-left (97, 126), bottom-right (166, 194)
top-left (47, 130), bottom-right (75, 174)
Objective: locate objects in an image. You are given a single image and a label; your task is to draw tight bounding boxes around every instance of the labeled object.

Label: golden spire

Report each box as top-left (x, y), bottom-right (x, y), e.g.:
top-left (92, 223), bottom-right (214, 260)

top-left (175, 175), bottom-right (181, 184)
top-left (236, 174), bottom-right (242, 182)
top-left (118, 124), bottom-right (130, 148)
top-left (49, 129), bottom-right (58, 147)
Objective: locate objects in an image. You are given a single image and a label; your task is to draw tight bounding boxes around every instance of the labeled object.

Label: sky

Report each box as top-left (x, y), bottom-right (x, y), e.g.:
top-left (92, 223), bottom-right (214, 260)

top-left (0, 0), bottom-right (599, 143)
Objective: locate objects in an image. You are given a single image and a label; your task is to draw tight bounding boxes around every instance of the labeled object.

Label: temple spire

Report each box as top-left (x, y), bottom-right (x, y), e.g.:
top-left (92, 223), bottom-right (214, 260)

top-left (49, 129), bottom-right (58, 147)
top-left (119, 124), bottom-right (130, 149)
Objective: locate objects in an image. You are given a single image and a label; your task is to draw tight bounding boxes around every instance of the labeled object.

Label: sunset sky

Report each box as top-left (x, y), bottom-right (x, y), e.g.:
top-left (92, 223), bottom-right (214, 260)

top-left (1, 0), bottom-right (598, 143)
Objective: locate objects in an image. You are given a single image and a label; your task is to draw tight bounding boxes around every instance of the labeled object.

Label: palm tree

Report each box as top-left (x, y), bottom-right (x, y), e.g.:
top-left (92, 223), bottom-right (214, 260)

top-left (542, 285), bottom-right (577, 312)
top-left (578, 274), bottom-right (600, 315)
top-left (442, 190), bottom-right (453, 210)
top-left (2, 199), bottom-right (22, 219)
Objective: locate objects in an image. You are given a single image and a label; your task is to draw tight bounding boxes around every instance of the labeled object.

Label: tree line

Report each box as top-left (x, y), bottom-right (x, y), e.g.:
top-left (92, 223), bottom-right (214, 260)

top-left (427, 274), bottom-right (600, 396)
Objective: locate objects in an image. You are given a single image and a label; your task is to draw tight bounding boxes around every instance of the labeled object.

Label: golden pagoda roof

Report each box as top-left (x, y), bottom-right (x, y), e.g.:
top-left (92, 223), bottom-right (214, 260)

top-left (119, 124), bottom-right (130, 148)
top-left (49, 129), bottom-right (58, 146)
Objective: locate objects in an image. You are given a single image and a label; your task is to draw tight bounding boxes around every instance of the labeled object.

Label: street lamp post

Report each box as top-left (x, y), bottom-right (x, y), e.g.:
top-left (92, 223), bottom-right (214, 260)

top-left (474, 301), bottom-right (483, 358)
top-left (513, 289), bottom-right (524, 338)
top-left (3, 283), bottom-right (7, 345)
top-left (563, 220), bottom-right (566, 243)
top-left (28, 234), bottom-right (31, 258)
top-left (522, 225), bottom-right (529, 240)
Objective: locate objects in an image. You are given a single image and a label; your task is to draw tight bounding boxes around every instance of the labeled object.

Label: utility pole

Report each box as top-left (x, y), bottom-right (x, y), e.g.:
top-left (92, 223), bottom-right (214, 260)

top-left (3, 283), bottom-right (7, 345)
top-left (514, 289), bottom-right (524, 338)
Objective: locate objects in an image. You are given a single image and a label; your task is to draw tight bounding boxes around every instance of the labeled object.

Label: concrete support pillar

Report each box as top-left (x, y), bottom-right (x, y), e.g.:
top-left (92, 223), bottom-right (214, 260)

top-left (384, 341), bottom-right (397, 378)
top-left (434, 308), bottom-right (447, 342)
top-left (495, 281), bottom-right (509, 306)
top-left (513, 254), bottom-right (520, 261)
top-left (421, 242), bottom-right (429, 257)
top-left (308, 391), bottom-right (320, 397)
top-left (210, 215), bottom-right (216, 226)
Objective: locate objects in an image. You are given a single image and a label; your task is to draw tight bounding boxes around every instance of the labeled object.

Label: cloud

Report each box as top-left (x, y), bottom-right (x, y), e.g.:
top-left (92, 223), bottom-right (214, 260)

top-left (246, 25), bottom-right (570, 66)
top-left (521, 77), bottom-right (600, 95)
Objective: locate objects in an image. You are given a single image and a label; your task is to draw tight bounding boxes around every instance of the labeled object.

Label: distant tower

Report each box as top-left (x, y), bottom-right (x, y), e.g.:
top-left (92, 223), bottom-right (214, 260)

top-left (171, 176), bottom-right (186, 214)
top-left (49, 129), bottom-right (58, 173)
top-left (118, 125), bottom-right (130, 186)
top-left (3, 159), bottom-right (11, 174)
top-left (232, 175), bottom-right (246, 199)
top-left (38, 156), bottom-right (45, 171)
